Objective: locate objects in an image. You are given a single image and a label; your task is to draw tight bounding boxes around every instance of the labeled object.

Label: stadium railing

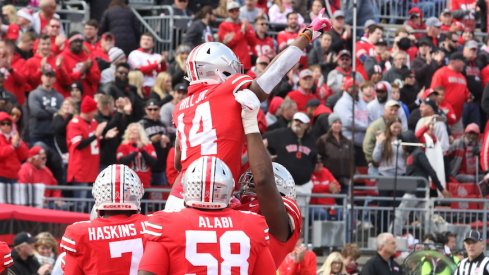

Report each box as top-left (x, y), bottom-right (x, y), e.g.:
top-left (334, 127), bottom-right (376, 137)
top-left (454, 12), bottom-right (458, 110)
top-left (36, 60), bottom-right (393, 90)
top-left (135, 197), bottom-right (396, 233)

top-left (38, 180), bottom-right (489, 252)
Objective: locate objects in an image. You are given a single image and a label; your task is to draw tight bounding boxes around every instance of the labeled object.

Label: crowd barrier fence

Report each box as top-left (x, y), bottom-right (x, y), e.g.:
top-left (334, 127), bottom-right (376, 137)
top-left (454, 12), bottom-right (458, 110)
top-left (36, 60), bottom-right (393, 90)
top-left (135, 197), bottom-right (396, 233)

top-left (33, 176), bottom-right (487, 253)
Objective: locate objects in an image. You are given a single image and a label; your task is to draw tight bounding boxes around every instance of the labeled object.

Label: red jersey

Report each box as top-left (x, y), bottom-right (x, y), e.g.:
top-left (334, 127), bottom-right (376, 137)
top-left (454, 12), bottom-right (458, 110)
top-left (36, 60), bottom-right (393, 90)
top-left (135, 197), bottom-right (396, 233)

top-left (311, 167), bottom-right (340, 206)
top-left (66, 116), bottom-right (100, 183)
top-left (140, 208), bottom-right (276, 274)
top-left (171, 74), bottom-right (253, 198)
top-left (116, 143), bottom-right (157, 188)
top-left (60, 214), bottom-right (148, 275)
top-left (165, 147), bottom-right (178, 186)
top-left (251, 35), bottom-right (276, 58)
top-left (287, 89), bottom-right (318, 112)
top-left (277, 30), bottom-right (298, 51)
top-left (355, 38), bottom-right (377, 80)
top-left (430, 66), bottom-right (470, 120)
top-left (234, 196), bottom-right (302, 267)
top-left (0, 241), bottom-right (12, 273)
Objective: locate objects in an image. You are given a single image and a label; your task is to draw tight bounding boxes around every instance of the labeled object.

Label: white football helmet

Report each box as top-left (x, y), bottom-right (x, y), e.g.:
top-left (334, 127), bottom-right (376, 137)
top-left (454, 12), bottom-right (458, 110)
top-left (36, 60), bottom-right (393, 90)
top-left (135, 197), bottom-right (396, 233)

top-left (186, 42), bottom-right (243, 83)
top-left (92, 164), bottom-right (144, 212)
top-left (183, 156), bottom-right (235, 209)
top-left (239, 162), bottom-right (296, 199)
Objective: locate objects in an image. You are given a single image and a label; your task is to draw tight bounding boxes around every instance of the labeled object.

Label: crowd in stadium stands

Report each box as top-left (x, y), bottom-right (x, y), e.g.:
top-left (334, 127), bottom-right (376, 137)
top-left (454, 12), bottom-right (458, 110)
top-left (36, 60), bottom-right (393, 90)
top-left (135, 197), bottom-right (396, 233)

top-left (0, 0), bottom-right (488, 272)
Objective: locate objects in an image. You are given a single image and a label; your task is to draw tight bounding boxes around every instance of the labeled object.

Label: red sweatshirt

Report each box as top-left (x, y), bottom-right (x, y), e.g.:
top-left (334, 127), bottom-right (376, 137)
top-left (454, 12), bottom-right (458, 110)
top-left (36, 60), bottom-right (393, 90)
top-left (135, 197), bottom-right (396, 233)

top-left (24, 54), bottom-right (60, 91)
top-left (5, 54), bottom-right (29, 104)
top-left (18, 162), bottom-right (61, 198)
top-left (0, 133), bottom-right (29, 180)
top-left (218, 20), bottom-right (255, 70)
top-left (58, 49), bottom-right (100, 97)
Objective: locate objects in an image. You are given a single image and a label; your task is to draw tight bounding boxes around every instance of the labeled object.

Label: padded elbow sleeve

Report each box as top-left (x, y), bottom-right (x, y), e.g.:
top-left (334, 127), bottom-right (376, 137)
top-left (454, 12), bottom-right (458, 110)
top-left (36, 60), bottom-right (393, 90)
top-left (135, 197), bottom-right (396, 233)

top-left (256, 46), bottom-right (303, 94)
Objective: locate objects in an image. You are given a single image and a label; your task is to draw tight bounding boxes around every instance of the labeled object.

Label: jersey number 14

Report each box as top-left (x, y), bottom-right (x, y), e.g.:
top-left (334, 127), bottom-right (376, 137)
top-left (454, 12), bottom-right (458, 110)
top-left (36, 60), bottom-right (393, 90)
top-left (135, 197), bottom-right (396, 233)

top-left (177, 102), bottom-right (217, 160)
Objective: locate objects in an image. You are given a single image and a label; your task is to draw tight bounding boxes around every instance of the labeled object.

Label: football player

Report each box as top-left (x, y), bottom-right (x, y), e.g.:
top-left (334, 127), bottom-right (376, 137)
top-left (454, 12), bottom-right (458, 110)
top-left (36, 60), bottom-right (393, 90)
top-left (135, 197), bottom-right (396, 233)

top-left (139, 156), bottom-right (276, 275)
top-left (0, 241), bottom-right (13, 275)
top-left (236, 90), bottom-right (302, 267)
top-left (60, 164), bottom-right (148, 275)
top-left (166, 11), bottom-right (332, 209)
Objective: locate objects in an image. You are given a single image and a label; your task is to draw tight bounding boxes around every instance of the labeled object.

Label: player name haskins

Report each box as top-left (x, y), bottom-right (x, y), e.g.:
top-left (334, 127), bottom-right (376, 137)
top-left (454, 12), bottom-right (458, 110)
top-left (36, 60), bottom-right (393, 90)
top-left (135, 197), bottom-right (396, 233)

top-left (198, 216), bottom-right (233, 228)
top-left (179, 90), bottom-right (208, 111)
top-left (88, 224), bottom-right (138, 241)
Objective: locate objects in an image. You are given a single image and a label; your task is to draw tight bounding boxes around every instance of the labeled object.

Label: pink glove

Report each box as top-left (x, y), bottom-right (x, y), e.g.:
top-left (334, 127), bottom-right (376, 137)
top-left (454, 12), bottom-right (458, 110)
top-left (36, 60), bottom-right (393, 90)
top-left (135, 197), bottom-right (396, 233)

top-left (307, 8), bottom-right (332, 40)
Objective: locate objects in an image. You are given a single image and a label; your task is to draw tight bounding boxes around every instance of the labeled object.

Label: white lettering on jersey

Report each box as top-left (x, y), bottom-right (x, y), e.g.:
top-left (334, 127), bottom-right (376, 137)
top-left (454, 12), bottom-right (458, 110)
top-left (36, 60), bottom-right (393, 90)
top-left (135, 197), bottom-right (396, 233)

top-left (179, 90), bottom-right (208, 111)
top-left (198, 217), bottom-right (234, 229)
top-left (87, 224), bottom-right (138, 241)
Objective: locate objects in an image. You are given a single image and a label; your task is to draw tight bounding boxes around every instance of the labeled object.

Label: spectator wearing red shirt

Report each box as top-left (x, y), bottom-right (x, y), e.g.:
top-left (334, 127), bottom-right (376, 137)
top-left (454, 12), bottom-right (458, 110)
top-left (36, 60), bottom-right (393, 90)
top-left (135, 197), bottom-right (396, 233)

top-left (277, 237), bottom-right (317, 275)
top-left (0, 112), bottom-right (29, 183)
top-left (404, 7), bottom-right (426, 40)
top-left (33, 18), bottom-right (64, 55)
top-left (57, 32), bottom-right (101, 98)
top-left (66, 97), bottom-right (105, 211)
top-left (0, 40), bottom-right (29, 105)
top-left (32, 0), bottom-right (62, 35)
top-left (440, 9), bottom-right (463, 32)
top-left (251, 15), bottom-right (276, 59)
top-left (83, 19), bottom-right (100, 54)
top-left (24, 34), bottom-right (59, 92)
top-left (286, 69), bottom-right (319, 112)
top-left (310, 158), bottom-right (341, 221)
top-left (431, 87), bottom-right (457, 126)
top-left (430, 52), bottom-right (470, 136)
top-left (218, 1), bottom-right (255, 71)
top-left (277, 11), bottom-right (301, 51)
top-left (18, 146), bottom-right (61, 200)
top-left (355, 24), bottom-right (383, 80)
top-left (117, 123), bottom-right (157, 188)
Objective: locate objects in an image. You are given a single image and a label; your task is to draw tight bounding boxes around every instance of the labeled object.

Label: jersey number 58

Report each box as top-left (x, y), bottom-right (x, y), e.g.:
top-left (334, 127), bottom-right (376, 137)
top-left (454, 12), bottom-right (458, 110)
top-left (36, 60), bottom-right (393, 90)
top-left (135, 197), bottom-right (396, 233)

top-left (185, 230), bottom-right (250, 274)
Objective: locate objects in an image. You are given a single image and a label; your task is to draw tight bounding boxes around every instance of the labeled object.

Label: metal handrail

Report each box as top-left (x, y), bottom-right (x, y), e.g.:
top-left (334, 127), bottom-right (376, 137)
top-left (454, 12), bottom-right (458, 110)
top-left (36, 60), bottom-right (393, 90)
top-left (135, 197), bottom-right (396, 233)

top-left (130, 7), bottom-right (167, 44)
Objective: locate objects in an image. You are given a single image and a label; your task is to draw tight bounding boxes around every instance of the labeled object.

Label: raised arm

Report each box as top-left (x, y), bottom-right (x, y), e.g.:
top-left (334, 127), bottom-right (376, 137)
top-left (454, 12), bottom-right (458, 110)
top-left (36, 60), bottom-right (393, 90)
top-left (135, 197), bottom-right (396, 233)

top-left (248, 10), bottom-right (332, 101)
top-left (235, 90), bottom-right (290, 241)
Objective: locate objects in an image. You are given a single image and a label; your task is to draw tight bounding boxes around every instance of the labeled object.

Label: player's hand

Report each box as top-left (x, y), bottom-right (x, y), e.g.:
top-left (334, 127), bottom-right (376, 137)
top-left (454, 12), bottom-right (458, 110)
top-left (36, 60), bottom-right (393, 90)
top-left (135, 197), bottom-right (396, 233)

top-left (442, 189), bottom-right (451, 198)
top-left (235, 89), bottom-right (260, 134)
top-left (306, 8), bottom-right (332, 41)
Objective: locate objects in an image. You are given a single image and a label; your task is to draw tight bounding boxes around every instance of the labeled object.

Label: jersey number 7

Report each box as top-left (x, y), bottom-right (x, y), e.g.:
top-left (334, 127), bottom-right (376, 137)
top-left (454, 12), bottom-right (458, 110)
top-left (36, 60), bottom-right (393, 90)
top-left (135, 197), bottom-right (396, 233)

top-left (177, 101), bottom-right (217, 160)
top-left (109, 238), bottom-right (144, 275)
top-left (185, 230), bottom-right (250, 274)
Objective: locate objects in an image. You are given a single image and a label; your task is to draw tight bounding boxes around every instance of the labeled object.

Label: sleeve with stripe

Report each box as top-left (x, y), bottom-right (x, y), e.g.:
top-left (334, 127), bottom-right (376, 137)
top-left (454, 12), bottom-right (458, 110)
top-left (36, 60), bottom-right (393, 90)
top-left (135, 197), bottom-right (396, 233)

top-left (60, 224), bottom-right (79, 254)
top-left (143, 214), bottom-right (165, 241)
top-left (225, 74), bottom-right (254, 95)
top-left (0, 242), bottom-right (12, 271)
top-left (282, 197), bottom-right (302, 234)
